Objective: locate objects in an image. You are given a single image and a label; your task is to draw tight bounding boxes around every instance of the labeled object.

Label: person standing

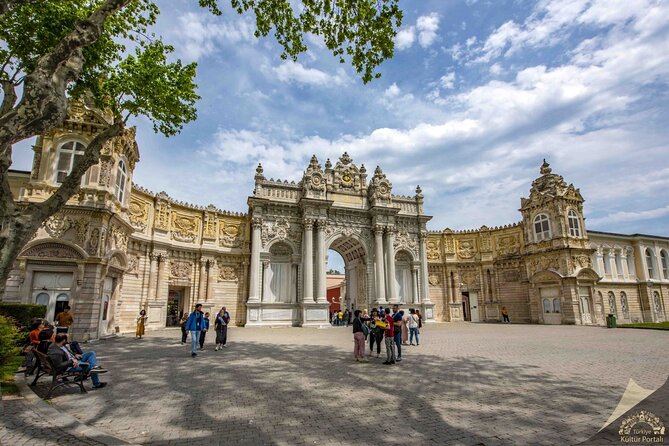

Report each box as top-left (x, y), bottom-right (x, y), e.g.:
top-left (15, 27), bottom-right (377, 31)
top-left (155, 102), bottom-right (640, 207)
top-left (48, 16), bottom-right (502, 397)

top-left (55, 306), bottom-right (73, 334)
top-left (198, 312), bottom-right (210, 350)
top-left (369, 309), bottom-right (383, 358)
top-left (501, 306), bottom-right (510, 323)
top-left (383, 307), bottom-right (396, 365)
top-left (179, 312), bottom-right (189, 344)
top-left (401, 310), bottom-right (410, 345)
top-left (215, 307), bottom-right (231, 351)
top-left (408, 309), bottom-right (420, 345)
top-left (136, 309), bottom-right (148, 339)
top-left (185, 304), bottom-right (205, 357)
top-left (392, 304), bottom-right (403, 362)
top-left (352, 310), bottom-right (367, 362)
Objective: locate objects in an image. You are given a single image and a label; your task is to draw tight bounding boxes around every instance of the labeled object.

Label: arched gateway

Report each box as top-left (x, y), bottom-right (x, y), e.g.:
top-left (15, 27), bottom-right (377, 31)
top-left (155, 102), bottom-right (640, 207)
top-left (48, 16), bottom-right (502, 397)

top-left (245, 153), bottom-right (434, 326)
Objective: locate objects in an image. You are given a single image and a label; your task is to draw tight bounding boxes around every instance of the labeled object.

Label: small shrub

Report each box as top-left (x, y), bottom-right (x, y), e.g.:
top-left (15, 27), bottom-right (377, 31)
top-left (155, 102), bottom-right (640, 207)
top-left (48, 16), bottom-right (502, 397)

top-left (0, 315), bottom-right (21, 376)
top-left (0, 303), bottom-right (46, 329)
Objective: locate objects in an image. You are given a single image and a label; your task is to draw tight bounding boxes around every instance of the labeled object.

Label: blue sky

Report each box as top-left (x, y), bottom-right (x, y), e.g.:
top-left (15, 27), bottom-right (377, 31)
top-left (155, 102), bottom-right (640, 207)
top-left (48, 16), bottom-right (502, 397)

top-left (13, 0), bottom-right (669, 239)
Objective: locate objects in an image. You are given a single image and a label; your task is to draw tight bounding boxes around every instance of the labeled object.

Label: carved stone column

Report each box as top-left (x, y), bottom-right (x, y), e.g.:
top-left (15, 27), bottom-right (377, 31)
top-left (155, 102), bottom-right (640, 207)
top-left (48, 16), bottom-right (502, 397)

top-left (147, 252), bottom-right (158, 300)
top-left (207, 260), bottom-right (216, 301)
top-left (316, 220), bottom-right (327, 303)
top-left (386, 228), bottom-right (398, 303)
top-left (419, 233), bottom-right (432, 304)
top-left (374, 226), bottom-right (387, 304)
top-left (248, 218), bottom-right (262, 303)
top-left (302, 219), bottom-right (314, 302)
top-left (156, 253), bottom-right (169, 302)
top-left (198, 258), bottom-right (208, 301)
top-left (261, 260), bottom-right (270, 302)
top-left (412, 267), bottom-right (420, 304)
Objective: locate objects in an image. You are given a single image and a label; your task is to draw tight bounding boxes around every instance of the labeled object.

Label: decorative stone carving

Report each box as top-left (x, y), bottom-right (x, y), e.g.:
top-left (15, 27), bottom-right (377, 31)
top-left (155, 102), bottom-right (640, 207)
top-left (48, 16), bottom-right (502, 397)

top-left (21, 242), bottom-right (84, 260)
top-left (87, 228), bottom-right (100, 255)
top-left (428, 274), bottom-right (441, 286)
top-left (170, 261), bottom-right (192, 279)
top-left (368, 166), bottom-right (392, 204)
top-left (171, 213), bottom-right (199, 243)
top-left (572, 254), bottom-right (592, 269)
top-left (302, 155), bottom-right (326, 196)
top-left (394, 231), bottom-right (418, 257)
top-left (461, 271), bottom-right (478, 286)
top-left (528, 255), bottom-right (560, 276)
top-left (220, 221), bottom-right (243, 248)
top-left (427, 239), bottom-right (441, 261)
top-left (496, 235), bottom-right (519, 256)
top-left (154, 196), bottom-right (171, 230)
top-left (262, 218), bottom-right (299, 247)
top-left (219, 265), bottom-right (238, 281)
top-left (72, 219), bottom-right (89, 244)
top-left (457, 239), bottom-right (476, 259)
top-left (44, 214), bottom-right (71, 238)
top-left (502, 269), bottom-right (520, 282)
top-left (203, 208), bottom-right (217, 239)
top-left (98, 159), bottom-right (113, 187)
top-left (128, 197), bottom-right (150, 231)
top-left (110, 226), bottom-right (129, 251)
top-left (127, 256), bottom-right (139, 275)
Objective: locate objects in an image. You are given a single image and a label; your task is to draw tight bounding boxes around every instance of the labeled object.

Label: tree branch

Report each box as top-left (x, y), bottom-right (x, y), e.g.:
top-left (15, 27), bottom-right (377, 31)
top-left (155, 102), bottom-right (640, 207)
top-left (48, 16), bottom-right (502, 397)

top-left (0, 0), bottom-right (132, 148)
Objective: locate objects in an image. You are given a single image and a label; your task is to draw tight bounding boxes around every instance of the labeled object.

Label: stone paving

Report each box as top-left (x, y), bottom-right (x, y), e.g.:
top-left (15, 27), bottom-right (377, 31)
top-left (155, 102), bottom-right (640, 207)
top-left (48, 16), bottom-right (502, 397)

top-left (4, 323), bottom-right (669, 445)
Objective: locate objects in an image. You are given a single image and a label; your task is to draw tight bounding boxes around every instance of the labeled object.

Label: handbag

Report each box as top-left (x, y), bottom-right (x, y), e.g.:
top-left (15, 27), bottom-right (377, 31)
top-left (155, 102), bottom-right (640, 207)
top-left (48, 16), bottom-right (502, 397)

top-left (359, 318), bottom-right (370, 338)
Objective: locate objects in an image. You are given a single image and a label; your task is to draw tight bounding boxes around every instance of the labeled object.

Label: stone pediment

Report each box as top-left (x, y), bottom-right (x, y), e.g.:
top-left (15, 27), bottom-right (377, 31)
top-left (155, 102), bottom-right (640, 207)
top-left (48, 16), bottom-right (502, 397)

top-left (20, 242), bottom-right (86, 260)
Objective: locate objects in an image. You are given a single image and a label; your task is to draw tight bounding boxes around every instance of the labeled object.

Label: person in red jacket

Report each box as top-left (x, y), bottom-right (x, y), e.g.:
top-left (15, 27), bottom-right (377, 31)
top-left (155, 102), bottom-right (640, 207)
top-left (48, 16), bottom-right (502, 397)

top-left (383, 307), bottom-right (396, 365)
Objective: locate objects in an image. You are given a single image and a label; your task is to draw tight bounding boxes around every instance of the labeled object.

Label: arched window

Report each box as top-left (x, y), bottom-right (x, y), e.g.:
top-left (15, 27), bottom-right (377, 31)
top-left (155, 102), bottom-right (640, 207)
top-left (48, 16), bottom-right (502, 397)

top-left (646, 248), bottom-right (656, 279)
top-left (534, 214), bottom-right (551, 242)
top-left (568, 210), bottom-right (581, 237)
top-left (661, 250), bottom-right (669, 280)
top-left (54, 141), bottom-right (86, 184)
top-left (115, 160), bottom-right (127, 203)
top-left (552, 298), bottom-right (561, 313)
top-left (620, 292), bottom-right (629, 319)
top-left (608, 291), bottom-right (617, 315)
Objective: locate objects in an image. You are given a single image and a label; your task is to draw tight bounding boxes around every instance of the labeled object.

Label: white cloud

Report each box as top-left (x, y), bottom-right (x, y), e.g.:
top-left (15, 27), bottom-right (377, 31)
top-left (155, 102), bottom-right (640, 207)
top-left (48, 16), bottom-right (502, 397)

top-left (587, 206), bottom-right (669, 226)
top-left (173, 12), bottom-right (255, 61)
top-left (416, 13), bottom-right (440, 48)
top-left (439, 72), bottom-right (456, 89)
top-left (384, 83), bottom-right (401, 98)
top-left (271, 62), bottom-right (348, 86)
top-left (395, 13), bottom-right (440, 50)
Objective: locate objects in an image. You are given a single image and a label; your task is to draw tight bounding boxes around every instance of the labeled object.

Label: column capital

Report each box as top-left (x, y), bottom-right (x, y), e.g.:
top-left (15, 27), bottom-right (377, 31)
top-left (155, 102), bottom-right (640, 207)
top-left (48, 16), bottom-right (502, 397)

top-left (303, 218), bottom-right (315, 229)
top-left (374, 225), bottom-right (385, 236)
top-left (252, 217), bottom-right (263, 229)
top-left (158, 252), bottom-right (169, 261)
top-left (315, 219), bottom-right (327, 231)
top-left (149, 252), bottom-right (159, 261)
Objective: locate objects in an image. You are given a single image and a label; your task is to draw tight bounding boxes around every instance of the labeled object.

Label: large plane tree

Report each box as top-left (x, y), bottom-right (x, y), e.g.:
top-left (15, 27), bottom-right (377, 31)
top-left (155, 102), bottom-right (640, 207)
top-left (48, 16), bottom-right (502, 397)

top-left (0, 0), bottom-right (402, 296)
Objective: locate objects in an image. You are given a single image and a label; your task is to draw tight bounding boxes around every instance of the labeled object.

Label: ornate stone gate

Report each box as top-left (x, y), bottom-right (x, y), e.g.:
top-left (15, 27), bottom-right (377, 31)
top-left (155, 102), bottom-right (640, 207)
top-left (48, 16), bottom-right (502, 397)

top-left (246, 153), bottom-right (434, 327)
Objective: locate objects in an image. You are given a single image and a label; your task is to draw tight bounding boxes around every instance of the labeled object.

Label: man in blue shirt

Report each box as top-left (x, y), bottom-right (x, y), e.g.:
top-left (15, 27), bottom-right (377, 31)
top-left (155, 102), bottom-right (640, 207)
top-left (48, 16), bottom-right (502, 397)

top-left (185, 304), bottom-right (205, 357)
top-left (392, 304), bottom-right (403, 362)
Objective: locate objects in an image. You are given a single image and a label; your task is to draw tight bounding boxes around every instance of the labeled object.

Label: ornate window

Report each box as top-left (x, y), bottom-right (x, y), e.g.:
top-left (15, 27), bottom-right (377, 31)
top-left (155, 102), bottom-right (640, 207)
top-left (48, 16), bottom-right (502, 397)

top-left (645, 248), bottom-right (656, 279)
top-left (579, 296), bottom-right (590, 314)
top-left (552, 298), bottom-right (561, 313)
top-left (54, 140), bottom-right (86, 184)
top-left (567, 210), bottom-right (581, 237)
top-left (534, 214), bottom-right (551, 242)
top-left (620, 292), bottom-right (629, 319)
top-left (542, 298), bottom-right (560, 313)
top-left (661, 250), bottom-right (669, 280)
top-left (542, 298), bottom-right (552, 313)
top-left (115, 160), bottom-right (127, 203)
top-left (608, 291), bottom-right (617, 315)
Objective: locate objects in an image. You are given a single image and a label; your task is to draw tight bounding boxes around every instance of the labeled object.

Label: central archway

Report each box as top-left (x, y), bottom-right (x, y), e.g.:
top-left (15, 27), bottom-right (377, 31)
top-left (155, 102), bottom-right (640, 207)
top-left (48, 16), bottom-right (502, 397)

top-left (245, 153), bottom-right (435, 327)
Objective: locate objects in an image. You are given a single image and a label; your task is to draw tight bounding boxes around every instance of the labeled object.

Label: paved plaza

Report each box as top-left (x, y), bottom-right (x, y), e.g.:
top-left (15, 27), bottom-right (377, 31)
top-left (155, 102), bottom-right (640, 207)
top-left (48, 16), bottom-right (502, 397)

top-left (3, 323), bottom-right (669, 445)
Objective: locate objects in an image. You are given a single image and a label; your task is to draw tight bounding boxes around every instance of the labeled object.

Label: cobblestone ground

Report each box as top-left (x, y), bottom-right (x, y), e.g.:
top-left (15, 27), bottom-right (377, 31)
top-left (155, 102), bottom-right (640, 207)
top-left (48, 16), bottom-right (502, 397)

top-left (9, 324), bottom-right (669, 446)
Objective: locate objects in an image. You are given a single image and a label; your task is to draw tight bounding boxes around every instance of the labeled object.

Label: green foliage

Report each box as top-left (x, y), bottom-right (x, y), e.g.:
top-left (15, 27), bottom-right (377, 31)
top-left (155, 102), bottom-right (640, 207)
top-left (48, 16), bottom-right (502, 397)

top-left (0, 315), bottom-right (21, 375)
top-left (618, 322), bottom-right (669, 330)
top-left (0, 303), bottom-right (46, 329)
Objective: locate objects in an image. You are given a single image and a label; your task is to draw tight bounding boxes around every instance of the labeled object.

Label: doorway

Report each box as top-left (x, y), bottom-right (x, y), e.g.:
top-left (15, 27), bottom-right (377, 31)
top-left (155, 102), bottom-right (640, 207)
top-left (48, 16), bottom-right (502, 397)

top-left (166, 288), bottom-right (185, 326)
top-left (32, 271), bottom-right (73, 322)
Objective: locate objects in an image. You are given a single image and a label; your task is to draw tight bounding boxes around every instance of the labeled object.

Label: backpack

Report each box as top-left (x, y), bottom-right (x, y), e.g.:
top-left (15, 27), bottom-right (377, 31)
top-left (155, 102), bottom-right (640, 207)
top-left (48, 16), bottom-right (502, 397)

top-left (359, 318), bottom-right (370, 338)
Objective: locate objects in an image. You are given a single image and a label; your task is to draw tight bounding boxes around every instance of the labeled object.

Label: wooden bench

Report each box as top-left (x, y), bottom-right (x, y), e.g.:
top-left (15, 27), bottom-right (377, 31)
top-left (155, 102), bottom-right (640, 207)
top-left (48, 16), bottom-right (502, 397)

top-left (30, 350), bottom-right (87, 399)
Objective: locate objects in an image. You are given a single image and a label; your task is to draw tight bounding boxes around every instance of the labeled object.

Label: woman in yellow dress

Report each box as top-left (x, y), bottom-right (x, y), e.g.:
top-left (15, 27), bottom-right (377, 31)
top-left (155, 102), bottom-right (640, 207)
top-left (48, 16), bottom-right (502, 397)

top-left (136, 309), bottom-right (148, 339)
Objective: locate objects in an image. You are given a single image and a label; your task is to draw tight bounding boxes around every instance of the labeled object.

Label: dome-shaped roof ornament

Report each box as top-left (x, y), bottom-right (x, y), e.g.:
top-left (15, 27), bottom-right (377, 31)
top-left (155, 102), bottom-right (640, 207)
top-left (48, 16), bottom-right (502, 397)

top-left (339, 152), bottom-right (352, 165)
top-left (255, 163), bottom-right (265, 181)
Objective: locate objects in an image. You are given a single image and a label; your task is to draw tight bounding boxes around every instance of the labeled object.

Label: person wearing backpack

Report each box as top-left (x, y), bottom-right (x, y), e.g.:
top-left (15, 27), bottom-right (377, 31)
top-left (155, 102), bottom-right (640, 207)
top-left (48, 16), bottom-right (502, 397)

top-left (352, 310), bottom-right (367, 362)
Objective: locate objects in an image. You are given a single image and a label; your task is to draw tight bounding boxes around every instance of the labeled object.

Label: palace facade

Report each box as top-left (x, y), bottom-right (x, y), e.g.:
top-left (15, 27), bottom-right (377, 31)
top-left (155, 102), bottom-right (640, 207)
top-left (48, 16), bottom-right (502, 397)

top-left (2, 104), bottom-right (668, 339)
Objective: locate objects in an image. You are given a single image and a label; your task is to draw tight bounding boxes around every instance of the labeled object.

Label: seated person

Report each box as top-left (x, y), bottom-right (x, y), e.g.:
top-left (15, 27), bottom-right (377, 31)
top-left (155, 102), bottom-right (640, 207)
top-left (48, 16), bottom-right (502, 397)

top-left (29, 319), bottom-right (45, 347)
top-left (47, 334), bottom-right (107, 389)
top-left (60, 334), bottom-right (107, 374)
top-left (37, 323), bottom-right (55, 354)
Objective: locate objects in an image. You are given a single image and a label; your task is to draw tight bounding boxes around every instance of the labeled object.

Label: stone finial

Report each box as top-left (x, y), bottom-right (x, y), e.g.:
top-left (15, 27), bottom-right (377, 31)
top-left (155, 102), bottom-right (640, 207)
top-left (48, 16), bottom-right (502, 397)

top-left (540, 159), bottom-right (552, 175)
top-left (340, 152), bottom-right (352, 165)
top-left (255, 163), bottom-right (265, 181)
top-left (360, 164), bottom-right (366, 174)
top-left (416, 185), bottom-right (423, 197)
top-left (309, 154), bottom-right (320, 169)
top-left (325, 158), bottom-right (332, 170)
top-left (374, 165), bottom-right (383, 176)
